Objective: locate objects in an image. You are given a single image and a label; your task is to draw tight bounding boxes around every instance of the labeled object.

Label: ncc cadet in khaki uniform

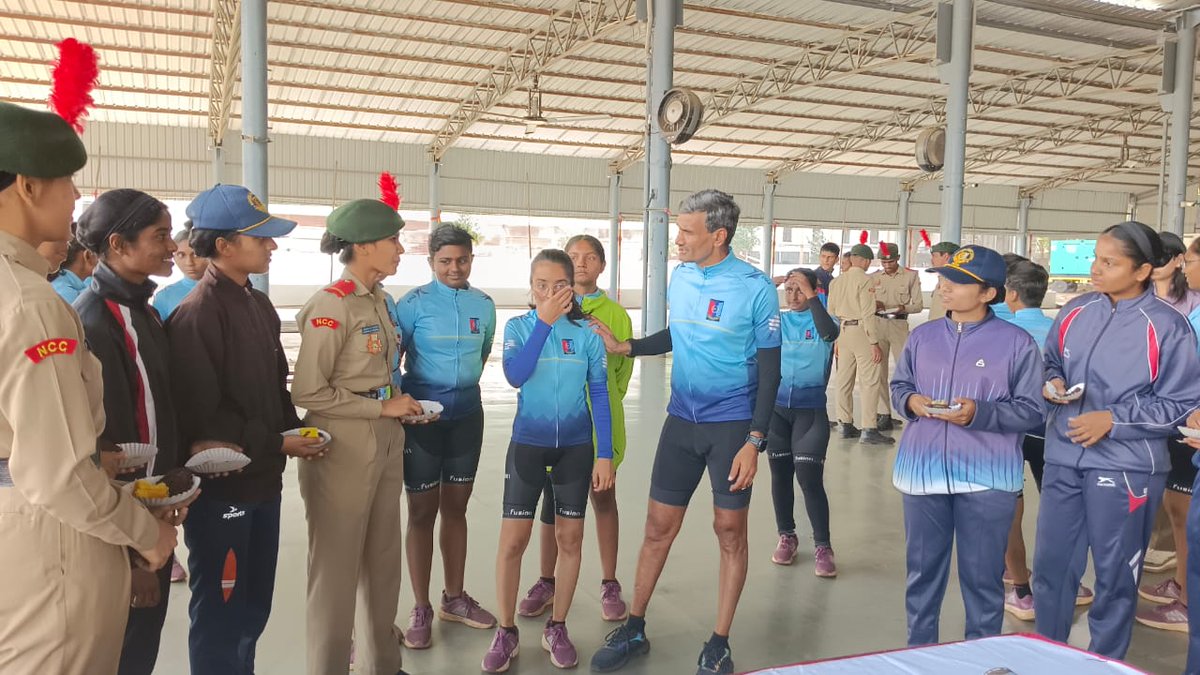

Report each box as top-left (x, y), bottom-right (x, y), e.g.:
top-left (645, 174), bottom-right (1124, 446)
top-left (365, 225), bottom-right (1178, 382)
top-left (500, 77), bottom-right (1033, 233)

top-left (925, 241), bottom-right (960, 322)
top-left (827, 243), bottom-right (894, 446)
top-left (291, 198), bottom-right (425, 675)
top-left (0, 102), bottom-right (177, 674)
top-left (869, 242), bottom-right (923, 431)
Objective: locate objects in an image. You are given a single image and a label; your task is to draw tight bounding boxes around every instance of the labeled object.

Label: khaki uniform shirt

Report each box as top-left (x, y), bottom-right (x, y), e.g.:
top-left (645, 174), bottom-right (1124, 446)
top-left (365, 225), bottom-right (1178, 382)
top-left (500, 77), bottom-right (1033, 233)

top-left (870, 267), bottom-right (924, 315)
top-left (827, 266), bottom-right (878, 344)
top-left (928, 278), bottom-right (947, 321)
top-left (0, 231), bottom-right (156, 550)
top-left (291, 272), bottom-right (399, 418)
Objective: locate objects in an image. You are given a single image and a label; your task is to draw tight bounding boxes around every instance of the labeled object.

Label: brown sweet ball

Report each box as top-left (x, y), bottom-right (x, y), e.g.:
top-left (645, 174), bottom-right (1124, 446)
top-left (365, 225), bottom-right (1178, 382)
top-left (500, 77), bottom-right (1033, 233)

top-left (162, 467), bottom-right (194, 496)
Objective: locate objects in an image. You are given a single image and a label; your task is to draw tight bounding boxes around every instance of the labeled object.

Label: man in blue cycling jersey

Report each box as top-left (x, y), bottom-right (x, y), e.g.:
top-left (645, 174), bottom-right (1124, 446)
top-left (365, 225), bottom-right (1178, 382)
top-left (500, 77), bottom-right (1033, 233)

top-left (589, 189), bottom-right (782, 675)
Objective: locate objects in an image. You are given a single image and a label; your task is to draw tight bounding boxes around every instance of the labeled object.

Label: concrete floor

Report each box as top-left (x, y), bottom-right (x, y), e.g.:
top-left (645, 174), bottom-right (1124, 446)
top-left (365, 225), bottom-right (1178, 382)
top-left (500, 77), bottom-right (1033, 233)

top-left (152, 335), bottom-right (1188, 674)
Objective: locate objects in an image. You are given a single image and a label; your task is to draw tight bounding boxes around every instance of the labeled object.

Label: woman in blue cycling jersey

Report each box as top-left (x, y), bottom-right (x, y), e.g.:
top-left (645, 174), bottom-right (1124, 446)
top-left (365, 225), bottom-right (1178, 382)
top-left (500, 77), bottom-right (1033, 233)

top-left (481, 249), bottom-right (615, 673)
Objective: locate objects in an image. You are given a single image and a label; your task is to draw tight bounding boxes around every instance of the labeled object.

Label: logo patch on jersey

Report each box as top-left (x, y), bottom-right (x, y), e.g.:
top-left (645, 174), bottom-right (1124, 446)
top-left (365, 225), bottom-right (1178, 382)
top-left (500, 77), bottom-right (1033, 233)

top-left (310, 317), bottom-right (340, 330)
top-left (706, 299), bottom-right (724, 322)
top-left (469, 318), bottom-right (481, 334)
top-left (24, 338), bottom-right (78, 364)
top-left (361, 324), bottom-right (381, 335)
top-left (1063, 348), bottom-right (1071, 359)
top-left (805, 329), bottom-right (813, 340)
top-left (561, 339), bottom-right (576, 355)
top-left (975, 359), bottom-right (986, 368)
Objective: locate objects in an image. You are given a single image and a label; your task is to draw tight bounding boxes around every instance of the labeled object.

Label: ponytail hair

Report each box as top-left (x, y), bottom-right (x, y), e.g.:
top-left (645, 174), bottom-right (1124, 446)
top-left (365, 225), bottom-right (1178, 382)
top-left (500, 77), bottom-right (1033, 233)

top-left (1158, 231), bottom-right (1189, 303)
top-left (530, 248), bottom-right (587, 325)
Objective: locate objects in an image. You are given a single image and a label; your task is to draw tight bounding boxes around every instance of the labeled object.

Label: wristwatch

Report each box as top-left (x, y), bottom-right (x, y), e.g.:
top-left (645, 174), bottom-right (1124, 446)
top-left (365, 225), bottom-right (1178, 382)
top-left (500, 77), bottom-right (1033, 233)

top-left (745, 434), bottom-right (767, 452)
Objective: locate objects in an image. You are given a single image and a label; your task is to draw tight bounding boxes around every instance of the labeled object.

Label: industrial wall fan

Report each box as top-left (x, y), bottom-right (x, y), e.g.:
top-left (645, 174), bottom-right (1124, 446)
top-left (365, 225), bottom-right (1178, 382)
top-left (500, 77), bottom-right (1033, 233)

top-left (915, 127), bottom-right (946, 172)
top-left (488, 75), bottom-right (612, 135)
top-left (657, 87), bottom-right (703, 144)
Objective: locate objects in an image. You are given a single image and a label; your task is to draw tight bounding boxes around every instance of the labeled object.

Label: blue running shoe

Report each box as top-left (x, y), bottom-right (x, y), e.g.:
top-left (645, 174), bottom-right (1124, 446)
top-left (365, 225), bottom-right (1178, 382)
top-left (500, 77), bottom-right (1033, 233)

top-left (695, 640), bottom-right (733, 675)
top-left (589, 622), bottom-right (650, 672)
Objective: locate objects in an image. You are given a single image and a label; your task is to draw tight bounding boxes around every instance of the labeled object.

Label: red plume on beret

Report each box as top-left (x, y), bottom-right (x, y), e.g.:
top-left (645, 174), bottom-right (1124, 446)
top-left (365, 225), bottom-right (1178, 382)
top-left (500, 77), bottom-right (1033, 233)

top-left (378, 171), bottom-right (401, 210)
top-left (879, 242), bottom-right (889, 258)
top-left (919, 229), bottom-right (932, 248)
top-left (49, 38), bottom-right (99, 133)
top-left (859, 230), bottom-right (869, 245)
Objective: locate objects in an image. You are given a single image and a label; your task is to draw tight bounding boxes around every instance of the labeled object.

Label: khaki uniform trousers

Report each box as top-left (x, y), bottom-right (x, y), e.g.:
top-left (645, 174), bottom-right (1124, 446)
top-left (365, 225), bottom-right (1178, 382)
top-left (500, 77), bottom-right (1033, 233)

top-left (299, 413), bottom-right (406, 675)
top-left (876, 318), bottom-right (910, 416)
top-left (835, 324), bottom-right (882, 430)
top-left (0, 488), bottom-right (130, 675)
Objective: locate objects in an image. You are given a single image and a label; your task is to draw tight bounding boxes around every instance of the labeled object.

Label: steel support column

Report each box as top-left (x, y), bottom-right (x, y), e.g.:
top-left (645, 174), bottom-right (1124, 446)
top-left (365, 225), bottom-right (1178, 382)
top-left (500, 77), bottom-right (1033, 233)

top-left (241, 0), bottom-right (269, 292)
top-left (938, 0), bottom-right (974, 244)
top-left (897, 189), bottom-right (912, 265)
top-left (1017, 196), bottom-right (1031, 257)
top-left (608, 173), bottom-right (622, 298)
top-left (212, 142), bottom-right (224, 185)
top-left (429, 161), bottom-right (442, 226)
top-left (1167, 9), bottom-right (1199, 235)
top-left (642, 0), bottom-right (677, 335)
top-left (761, 182), bottom-right (777, 275)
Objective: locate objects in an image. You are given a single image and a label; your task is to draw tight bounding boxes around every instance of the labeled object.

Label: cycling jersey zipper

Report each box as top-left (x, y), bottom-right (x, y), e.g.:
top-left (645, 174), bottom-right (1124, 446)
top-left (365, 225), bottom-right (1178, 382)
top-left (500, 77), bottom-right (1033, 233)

top-left (940, 321), bottom-right (966, 493)
top-left (1072, 304), bottom-right (1116, 469)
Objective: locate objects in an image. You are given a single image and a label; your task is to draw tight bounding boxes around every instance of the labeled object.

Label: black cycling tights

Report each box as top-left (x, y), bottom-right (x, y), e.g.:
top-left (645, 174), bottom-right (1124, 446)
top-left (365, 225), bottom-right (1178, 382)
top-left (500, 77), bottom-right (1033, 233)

top-left (769, 457), bottom-right (831, 547)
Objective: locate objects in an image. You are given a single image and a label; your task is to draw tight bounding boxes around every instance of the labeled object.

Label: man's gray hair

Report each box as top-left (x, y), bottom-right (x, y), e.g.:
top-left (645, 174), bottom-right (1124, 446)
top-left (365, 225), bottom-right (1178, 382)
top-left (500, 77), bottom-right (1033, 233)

top-left (679, 189), bottom-right (740, 244)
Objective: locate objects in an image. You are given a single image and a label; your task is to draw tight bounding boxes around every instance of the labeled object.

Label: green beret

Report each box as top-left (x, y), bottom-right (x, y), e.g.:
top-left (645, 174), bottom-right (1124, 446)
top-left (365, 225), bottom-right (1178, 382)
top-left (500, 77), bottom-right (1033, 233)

top-left (326, 199), bottom-right (405, 244)
top-left (850, 243), bottom-right (874, 260)
top-left (932, 241), bottom-right (960, 254)
top-left (0, 102), bottom-right (87, 179)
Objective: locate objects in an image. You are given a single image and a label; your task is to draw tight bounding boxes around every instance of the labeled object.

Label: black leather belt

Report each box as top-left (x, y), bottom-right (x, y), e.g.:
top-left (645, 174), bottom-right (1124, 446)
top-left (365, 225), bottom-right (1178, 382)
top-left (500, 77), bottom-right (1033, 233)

top-left (841, 320), bottom-right (860, 326)
top-left (876, 313), bottom-right (909, 320)
top-left (355, 385), bottom-right (394, 400)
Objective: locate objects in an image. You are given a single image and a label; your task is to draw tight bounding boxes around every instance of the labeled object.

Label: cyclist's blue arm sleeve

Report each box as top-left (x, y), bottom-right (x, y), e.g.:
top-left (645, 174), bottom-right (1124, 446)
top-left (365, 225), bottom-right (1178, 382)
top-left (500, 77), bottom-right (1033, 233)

top-left (502, 320), bottom-right (551, 388)
top-left (589, 378), bottom-right (613, 459)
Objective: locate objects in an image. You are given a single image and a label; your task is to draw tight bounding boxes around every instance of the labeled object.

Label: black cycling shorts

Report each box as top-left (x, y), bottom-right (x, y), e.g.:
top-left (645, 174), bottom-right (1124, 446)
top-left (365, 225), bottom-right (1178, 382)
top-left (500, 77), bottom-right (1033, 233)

top-left (766, 407), bottom-right (830, 465)
top-left (1016, 434), bottom-right (1046, 498)
top-left (403, 408), bottom-right (485, 493)
top-left (502, 441), bottom-right (593, 520)
top-left (1168, 437), bottom-right (1197, 495)
top-left (650, 416), bottom-right (752, 511)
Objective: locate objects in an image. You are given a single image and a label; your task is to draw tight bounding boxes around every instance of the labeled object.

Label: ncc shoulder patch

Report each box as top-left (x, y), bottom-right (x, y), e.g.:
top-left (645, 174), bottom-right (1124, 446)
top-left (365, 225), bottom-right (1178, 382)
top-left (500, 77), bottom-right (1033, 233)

top-left (323, 279), bottom-right (356, 298)
top-left (310, 317), bottom-right (340, 329)
top-left (25, 338), bottom-right (78, 364)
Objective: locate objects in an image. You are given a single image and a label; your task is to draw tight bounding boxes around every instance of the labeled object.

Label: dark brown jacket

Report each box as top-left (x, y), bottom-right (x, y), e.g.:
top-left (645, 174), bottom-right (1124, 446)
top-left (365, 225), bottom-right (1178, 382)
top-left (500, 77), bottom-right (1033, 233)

top-left (167, 265), bottom-right (300, 503)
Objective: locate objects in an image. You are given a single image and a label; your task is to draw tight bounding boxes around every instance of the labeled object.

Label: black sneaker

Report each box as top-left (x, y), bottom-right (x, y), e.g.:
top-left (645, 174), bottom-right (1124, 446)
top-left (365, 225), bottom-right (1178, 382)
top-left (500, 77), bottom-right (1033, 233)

top-left (876, 414), bottom-right (894, 431)
top-left (860, 429), bottom-right (895, 445)
top-left (695, 640), bottom-right (734, 675)
top-left (839, 423), bottom-right (861, 439)
top-left (590, 622), bottom-right (650, 672)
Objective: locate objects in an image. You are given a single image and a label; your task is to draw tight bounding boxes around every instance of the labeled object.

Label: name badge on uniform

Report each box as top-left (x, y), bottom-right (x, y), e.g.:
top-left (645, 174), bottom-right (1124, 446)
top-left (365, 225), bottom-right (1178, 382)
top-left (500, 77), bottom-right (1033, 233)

top-left (361, 324), bottom-right (381, 335)
top-left (707, 299), bottom-right (724, 322)
top-left (469, 317), bottom-right (481, 334)
top-left (561, 339), bottom-right (575, 355)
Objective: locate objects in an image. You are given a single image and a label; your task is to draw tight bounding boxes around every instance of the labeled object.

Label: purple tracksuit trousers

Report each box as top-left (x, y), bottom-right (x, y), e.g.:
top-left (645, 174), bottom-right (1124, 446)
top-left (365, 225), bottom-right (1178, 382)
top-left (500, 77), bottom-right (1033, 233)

top-left (1033, 464), bottom-right (1165, 660)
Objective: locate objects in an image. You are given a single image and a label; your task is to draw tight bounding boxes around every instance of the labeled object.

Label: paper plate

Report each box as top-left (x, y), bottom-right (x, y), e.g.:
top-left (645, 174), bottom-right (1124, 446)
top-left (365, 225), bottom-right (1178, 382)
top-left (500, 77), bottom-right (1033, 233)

top-left (283, 427), bottom-right (332, 446)
top-left (1178, 426), bottom-right (1200, 440)
top-left (401, 400), bottom-right (444, 424)
top-left (125, 474), bottom-right (201, 508)
top-left (116, 443), bottom-right (158, 469)
top-left (186, 447), bottom-right (251, 475)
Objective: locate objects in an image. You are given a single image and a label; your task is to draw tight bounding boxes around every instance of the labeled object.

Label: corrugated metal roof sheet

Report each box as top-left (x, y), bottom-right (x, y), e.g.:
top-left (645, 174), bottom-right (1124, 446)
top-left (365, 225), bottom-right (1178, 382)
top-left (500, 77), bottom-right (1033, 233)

top-left (0, 0), bottom-right (1192, 192)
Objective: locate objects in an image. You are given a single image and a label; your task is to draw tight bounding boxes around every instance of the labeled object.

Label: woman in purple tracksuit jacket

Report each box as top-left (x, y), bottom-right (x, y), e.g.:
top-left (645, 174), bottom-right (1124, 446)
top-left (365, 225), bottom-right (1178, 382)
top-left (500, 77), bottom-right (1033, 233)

top-left (890, 245), bottom-right (1045, 647)
top-left (1034, 221), bottom-right (1200, 660)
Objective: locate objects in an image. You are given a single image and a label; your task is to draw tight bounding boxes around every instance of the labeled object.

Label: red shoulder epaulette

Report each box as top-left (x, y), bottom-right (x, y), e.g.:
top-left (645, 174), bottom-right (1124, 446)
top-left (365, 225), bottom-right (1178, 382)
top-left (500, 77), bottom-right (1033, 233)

top-left (323, 279), bottom-right (356, 298)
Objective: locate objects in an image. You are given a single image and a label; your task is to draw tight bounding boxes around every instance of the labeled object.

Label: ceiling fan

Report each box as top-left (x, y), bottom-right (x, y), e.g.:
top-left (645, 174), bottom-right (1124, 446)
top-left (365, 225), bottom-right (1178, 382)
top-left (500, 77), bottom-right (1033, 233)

top-left (489, 75), bottom-right (612, 135)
